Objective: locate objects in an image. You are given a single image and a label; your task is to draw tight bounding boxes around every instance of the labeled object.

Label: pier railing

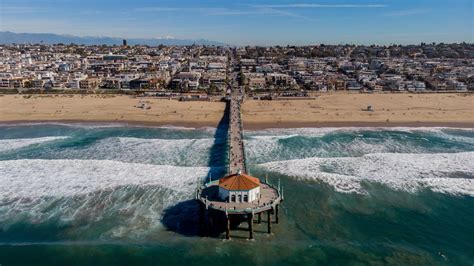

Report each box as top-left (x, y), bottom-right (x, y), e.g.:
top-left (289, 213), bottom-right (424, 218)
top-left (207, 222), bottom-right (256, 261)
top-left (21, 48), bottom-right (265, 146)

top-left (196, 179), bottom-right (283, 214)
top-left (237, 97), bottom-right (248, 174)
top-left (227, 93), bottom-right (247, 175)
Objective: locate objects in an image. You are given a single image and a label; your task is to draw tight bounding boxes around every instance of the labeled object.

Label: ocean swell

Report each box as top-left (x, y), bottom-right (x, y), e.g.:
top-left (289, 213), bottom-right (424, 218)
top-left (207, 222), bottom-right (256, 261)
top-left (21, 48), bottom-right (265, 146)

top-left (0, 136), bottom-right (68, 153)
top-left (261, 152), bottom-right (474, 196)
top-left (0, 159), bottom-right (209, 239)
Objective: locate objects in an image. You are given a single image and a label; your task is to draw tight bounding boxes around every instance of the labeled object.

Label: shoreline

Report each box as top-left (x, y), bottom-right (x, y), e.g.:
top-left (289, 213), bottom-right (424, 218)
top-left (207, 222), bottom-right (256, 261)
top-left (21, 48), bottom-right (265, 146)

top-left (1, 119), bottom-right (473, 130)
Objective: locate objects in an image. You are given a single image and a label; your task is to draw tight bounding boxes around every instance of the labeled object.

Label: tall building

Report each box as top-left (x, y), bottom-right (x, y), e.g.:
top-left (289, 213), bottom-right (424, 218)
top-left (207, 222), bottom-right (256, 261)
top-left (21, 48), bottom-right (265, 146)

top-left (123, 39), bottom-right (127, 47)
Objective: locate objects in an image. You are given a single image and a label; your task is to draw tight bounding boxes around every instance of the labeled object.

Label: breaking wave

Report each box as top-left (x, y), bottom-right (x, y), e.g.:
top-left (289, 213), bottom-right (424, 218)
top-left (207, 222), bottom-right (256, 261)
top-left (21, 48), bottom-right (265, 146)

top-left (247, 127), bottom-right (473, 137)
top-left (0, 136), bottom-right (68, 153)
top-left (261, 152), bottom-right (474, 196)
top-left (0, 159), bottom-right (209, 239)
top-left (43, 137), bottom-right (217, 167)
top-left (245, 128), bottom-right (474, 164)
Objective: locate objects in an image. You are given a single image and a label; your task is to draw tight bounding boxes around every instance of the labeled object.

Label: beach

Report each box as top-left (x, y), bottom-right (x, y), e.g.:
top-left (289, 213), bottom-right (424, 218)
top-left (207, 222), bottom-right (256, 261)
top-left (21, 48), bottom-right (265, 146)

top-left (1, 93), bottom-right (473, 128)
top-left (0, 94), bottom-right (226, 128)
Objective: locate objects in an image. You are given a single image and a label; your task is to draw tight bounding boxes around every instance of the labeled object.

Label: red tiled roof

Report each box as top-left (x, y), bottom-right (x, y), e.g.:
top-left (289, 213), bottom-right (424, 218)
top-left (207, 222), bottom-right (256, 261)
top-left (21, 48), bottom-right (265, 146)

top-left (218, 173), bottom-right (260, 191)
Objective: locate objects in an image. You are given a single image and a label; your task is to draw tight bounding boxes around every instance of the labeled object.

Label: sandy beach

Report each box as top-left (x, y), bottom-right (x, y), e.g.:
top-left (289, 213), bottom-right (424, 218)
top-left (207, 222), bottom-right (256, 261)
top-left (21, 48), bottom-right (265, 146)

top-left (242, 92), bottom-right (474, 129)
top-left (1, 93), bottom-right (473, 128)
top-left (0, 94), bottom-right (226, 128)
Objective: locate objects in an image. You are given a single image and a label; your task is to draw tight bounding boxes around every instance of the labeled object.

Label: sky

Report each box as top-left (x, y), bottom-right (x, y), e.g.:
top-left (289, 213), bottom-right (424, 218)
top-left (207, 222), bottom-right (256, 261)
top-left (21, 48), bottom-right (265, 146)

top-left (0, 0), bottom-right (473, 45)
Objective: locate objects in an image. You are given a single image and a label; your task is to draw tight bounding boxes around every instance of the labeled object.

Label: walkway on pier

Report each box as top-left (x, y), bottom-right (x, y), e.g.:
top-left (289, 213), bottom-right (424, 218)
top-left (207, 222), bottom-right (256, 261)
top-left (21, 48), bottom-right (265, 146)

top-left (228, 88), bottom-right (246, 174)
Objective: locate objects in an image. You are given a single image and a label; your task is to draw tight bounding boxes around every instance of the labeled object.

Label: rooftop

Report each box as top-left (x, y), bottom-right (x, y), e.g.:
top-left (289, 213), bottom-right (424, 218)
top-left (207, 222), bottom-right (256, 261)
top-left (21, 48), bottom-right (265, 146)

top-left (218, 172), bottom-right (260, 191)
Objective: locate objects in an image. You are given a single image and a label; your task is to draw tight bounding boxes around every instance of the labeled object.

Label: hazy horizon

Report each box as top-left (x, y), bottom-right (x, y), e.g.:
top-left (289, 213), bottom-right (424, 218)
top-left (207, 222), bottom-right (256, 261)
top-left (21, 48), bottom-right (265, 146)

top-left (3, 30), bottom-right (473, 47)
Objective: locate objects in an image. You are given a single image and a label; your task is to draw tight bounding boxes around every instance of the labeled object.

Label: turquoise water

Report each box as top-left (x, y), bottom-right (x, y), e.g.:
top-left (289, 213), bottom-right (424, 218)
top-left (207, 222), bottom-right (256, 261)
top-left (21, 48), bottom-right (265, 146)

top-left (0, 124), bottom-right (473, 265)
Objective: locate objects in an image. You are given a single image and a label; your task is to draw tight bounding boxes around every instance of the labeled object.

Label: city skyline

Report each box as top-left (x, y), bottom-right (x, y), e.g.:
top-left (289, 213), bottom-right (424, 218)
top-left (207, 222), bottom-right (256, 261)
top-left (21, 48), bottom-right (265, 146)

top-left (0, 0), bottom-right (473, 45)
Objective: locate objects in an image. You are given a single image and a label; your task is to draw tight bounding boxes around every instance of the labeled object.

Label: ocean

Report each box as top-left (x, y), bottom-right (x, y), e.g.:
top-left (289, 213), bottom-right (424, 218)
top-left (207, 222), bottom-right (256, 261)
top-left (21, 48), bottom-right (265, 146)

top-left (0, 123), bottom-right (473, 265)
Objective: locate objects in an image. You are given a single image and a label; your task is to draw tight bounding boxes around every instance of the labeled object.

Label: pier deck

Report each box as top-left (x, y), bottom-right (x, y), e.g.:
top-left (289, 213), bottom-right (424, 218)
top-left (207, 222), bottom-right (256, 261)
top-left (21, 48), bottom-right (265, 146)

top-left (228, 89), bottom-right (246, 174)
top-left (197, 181), bottom-right (280, 215)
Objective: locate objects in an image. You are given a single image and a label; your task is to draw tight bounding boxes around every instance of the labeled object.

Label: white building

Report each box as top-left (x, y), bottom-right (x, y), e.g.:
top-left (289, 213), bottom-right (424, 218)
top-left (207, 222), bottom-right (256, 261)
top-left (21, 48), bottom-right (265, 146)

top-left (218, 172), bottom-right (261, 203)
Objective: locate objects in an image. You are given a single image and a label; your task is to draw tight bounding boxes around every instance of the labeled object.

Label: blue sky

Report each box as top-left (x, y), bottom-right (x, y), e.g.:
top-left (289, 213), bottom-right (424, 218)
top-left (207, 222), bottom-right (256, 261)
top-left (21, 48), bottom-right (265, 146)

top-left (1, 0), bottom-right (472, 45)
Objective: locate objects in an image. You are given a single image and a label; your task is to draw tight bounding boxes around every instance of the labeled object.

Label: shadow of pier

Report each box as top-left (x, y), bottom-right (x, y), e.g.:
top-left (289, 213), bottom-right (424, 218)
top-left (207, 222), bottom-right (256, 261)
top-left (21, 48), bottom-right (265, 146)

top-left (161, 100), bottom-right (230, 237)
top-left (207, 100), bottom-right (230, 180)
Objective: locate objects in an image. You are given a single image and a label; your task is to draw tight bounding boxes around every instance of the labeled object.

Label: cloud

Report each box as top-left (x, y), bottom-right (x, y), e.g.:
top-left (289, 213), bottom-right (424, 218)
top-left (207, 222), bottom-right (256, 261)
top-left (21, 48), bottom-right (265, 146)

top-left (133, 6), bottom-right (313, 20)
top-left (133, 7), bottom-right (239, 14)
top-left (253, 4), bottom-right (387, 8)
top-left (154, 36), bottom-right (175, 40)
top-left (134, 7), bottom-right (181, 12)
top-left (0, 6), bottom-right (49, 14)
top-left (79, 10), bottom-right (103, 15)
top-left (385, 9), bottom-right (431, 17)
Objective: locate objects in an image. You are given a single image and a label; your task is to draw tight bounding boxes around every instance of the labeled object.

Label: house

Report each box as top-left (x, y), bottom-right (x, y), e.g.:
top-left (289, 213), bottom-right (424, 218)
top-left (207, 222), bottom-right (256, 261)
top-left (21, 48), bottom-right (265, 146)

top-left (31, 79), bottom-right (45, 89)
top-left (446, 79), bottom-right (467, 91)
top-left (79, 78), bottom-right (100, 90)
top-left (346, 79), bottom-right (362, 90)
top-left (248, 77), bottom-right (267, 89)
top-left (414, 81), bottom-right (426, 91)
top-left (0, 73), bottom-right (14, 88)
top-left (218, 171), bottom-right (261, 203)
top-left (171, 72), bottom-right (201, 90)
top-left (8, 77), bottom-right (25, 88)
top-left (129, 79), bottom-right (151, 90)
top-left (201, 72), bottom-right (226, 90)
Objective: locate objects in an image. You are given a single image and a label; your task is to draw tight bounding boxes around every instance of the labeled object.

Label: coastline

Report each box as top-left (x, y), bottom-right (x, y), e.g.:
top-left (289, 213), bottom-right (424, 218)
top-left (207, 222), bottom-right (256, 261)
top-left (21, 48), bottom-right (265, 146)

top-left (1, 119), bottom-right (473, 130)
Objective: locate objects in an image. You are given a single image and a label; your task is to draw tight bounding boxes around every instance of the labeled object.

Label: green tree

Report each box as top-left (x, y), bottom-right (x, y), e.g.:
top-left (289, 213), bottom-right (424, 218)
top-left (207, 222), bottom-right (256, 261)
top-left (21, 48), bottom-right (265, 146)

top-left (207, 83), bottom-right (217, 95)
top-left (23, 80), bottom-right (33, 88)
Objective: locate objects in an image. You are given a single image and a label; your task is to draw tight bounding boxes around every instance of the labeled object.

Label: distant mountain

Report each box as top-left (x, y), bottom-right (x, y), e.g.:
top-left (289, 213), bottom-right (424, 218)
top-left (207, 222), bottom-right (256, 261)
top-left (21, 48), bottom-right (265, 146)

top-left (0, 31), bottom-right (227, 46)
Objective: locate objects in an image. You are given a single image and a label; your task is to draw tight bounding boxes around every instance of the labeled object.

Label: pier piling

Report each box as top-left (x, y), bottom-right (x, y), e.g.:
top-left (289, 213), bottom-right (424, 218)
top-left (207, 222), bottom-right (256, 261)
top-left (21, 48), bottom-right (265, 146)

top-left (199, 203), bottom-right (205, 236)
top-left (275, 204), bottom-right (279, 224)
top-left (225, 214), bottom-right (231, 240)
top-left (248, 213), bottom-right (254, 240)
top-left (267, 210), bottom-right (272, 234)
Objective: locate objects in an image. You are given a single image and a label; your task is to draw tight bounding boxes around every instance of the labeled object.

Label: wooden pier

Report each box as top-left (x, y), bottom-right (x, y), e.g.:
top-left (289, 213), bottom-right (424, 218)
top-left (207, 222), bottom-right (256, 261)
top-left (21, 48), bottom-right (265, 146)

top-left (228, 87), bottom-right (246, 174)
top-left (196, 86), bottom-right (282, 240)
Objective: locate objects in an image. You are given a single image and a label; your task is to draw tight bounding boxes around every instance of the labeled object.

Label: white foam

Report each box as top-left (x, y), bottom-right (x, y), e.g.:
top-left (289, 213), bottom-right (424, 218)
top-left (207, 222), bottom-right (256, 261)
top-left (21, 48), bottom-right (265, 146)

top-left (52, 137), bottom-right (215, 166)
top-left (261, 152), bottom-right (474, 196)
top-left (245, 127), bottom-right (473, 164)
top-left (0, 136), bottom-right (68, 152)
top-left (117, 137), bottom-right (215, 166)
top-left (247, 127), bottom-right (340, 137)
top-left (245, 135), bottom-right (292, 161)
top-left (0, 159), bottom-right (209, 238)
top-left (250, 134), bottom-right (300, 140)
top-left (432, 130), bottom-right (474, 145)
top-left (0, 159), bottom-right (207, 198)
top-left (245, 133), bottom-right (418, 164)
top-left (248, 127), bottom-right (473, 137)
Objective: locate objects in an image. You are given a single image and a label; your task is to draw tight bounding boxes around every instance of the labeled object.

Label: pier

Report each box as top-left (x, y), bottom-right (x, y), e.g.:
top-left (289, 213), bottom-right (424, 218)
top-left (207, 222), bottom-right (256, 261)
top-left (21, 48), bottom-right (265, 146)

top-left (196, 86), bottom-right (282, 240)
top-left (228, 87), bottom-right (246, 174)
